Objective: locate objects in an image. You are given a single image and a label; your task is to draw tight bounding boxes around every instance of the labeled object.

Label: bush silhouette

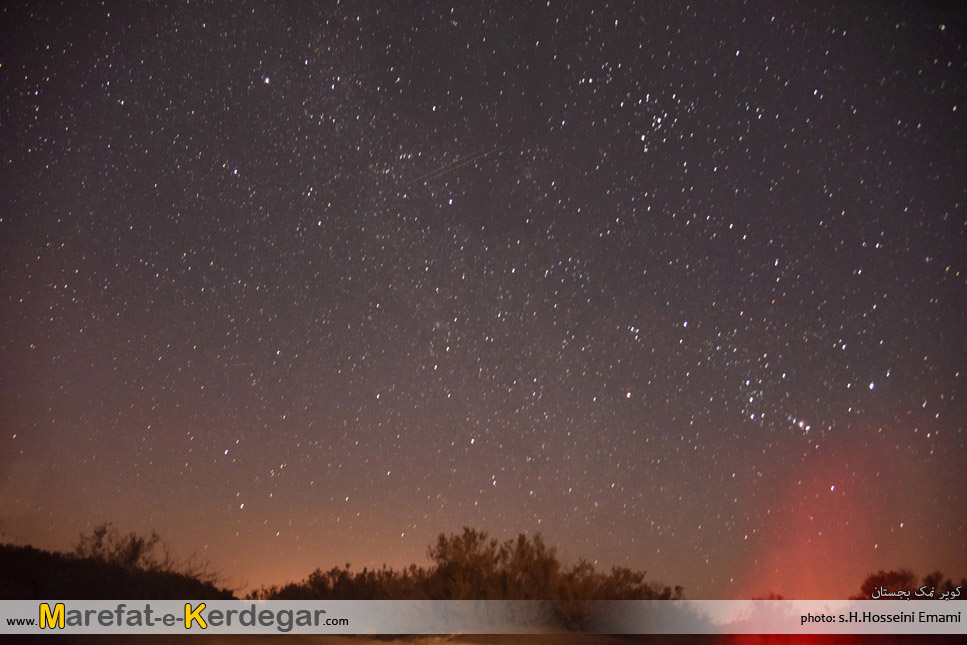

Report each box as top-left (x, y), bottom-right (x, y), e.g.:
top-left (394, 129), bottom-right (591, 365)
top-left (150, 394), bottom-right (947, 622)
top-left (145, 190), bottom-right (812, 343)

top-left (252, 527), bottom-right (678, 601)
top-left (74, 522), bottom-right (166, 571)
top-left (249, 527), bottom-right (681, 629)
top-left (3, 523), bottom-right (681, 623)
top-left (0, 524), bottom-right (232, 600)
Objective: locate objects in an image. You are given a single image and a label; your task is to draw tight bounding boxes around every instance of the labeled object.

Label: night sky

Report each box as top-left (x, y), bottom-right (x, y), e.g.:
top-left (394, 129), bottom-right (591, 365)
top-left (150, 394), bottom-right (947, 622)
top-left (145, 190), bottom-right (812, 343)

top-left (1, 1), bottom-right (965, 599)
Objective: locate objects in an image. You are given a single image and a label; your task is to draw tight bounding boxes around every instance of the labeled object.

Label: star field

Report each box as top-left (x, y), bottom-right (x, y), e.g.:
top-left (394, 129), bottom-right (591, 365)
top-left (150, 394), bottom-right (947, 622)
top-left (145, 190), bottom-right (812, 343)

top-left (1, 1), bottom-right (965, 598)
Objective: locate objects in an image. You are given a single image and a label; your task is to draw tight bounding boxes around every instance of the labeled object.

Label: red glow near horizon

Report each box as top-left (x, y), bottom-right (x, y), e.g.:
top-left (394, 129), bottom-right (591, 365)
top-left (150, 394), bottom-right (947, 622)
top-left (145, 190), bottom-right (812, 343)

top-left (737, 434), bottom-right (948, 600)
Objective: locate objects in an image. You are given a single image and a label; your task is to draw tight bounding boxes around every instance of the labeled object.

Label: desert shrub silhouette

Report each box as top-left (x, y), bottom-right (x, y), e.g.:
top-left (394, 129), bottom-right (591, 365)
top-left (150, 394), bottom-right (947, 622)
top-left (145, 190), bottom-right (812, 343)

top-left (3, 523), bottom-right (680, 623)
top-left (250, 527), bottom-right (681, 629)
top-left (0, 523), bottom-right (232, 599)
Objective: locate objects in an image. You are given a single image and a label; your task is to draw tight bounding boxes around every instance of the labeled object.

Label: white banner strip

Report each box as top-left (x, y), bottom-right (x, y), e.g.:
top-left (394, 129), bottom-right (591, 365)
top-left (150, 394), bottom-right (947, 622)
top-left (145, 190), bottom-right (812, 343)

top-left (0, 599), bottom-right (962, 635)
